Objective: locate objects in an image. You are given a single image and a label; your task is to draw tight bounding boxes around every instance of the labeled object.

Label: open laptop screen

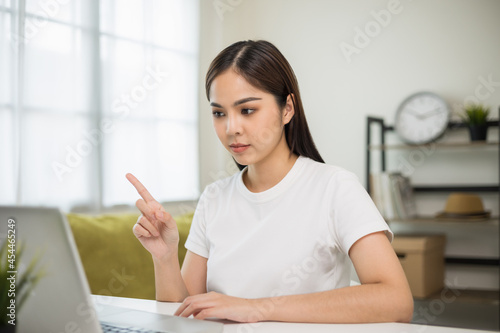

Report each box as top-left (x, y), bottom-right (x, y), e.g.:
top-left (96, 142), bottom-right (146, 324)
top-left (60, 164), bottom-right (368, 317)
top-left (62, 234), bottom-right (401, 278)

top-left (1, 206), bottom-right (103, 333)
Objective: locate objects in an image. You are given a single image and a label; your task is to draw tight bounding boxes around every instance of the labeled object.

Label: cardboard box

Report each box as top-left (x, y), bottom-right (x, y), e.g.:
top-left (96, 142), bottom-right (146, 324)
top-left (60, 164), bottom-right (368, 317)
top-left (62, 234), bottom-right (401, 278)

top-left (392, 234), bottom-right (446, 299)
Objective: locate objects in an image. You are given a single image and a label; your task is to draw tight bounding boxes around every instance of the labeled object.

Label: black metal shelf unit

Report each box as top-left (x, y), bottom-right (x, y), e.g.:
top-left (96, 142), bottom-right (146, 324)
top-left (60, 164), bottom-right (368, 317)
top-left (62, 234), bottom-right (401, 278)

top-left (366, 117), bottom-right (499, 194)
top-left (366, 117), bottom-right (499, 266)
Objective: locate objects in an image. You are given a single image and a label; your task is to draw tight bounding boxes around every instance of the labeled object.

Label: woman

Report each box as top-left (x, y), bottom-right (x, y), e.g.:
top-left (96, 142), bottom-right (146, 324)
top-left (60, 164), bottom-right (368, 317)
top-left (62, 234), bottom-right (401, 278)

top-left (126, 40), bottom-right (413, 323)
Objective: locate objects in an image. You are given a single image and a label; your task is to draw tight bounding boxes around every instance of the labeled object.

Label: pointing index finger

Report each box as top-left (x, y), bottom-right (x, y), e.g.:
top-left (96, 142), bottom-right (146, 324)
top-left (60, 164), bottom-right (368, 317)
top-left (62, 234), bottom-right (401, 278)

top-left (126, 173), bottom-right (156, 203)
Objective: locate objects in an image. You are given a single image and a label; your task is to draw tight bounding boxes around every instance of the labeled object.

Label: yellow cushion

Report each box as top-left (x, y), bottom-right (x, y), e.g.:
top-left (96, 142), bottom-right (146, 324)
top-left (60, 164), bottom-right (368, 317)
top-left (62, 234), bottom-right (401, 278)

top-left (66, 212), bottom-right (194, 300)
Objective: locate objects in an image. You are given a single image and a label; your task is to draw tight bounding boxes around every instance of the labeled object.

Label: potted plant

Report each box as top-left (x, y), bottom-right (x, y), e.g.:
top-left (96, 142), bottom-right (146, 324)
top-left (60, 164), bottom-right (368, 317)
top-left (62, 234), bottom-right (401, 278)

top-left (0, 240), bottom-right (45, 332)
top-left (460, 103), bottom-right (490, 141)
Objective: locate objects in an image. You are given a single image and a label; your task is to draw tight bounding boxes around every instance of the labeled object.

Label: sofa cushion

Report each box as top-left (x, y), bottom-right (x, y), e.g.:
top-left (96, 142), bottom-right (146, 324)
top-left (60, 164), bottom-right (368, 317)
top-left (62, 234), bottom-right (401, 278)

top-left (66, 212), bottom-right (193, 300)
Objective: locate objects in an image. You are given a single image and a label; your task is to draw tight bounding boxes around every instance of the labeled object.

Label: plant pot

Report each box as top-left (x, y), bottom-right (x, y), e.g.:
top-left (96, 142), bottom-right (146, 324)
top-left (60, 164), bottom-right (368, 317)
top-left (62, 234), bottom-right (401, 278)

top-left (468, 124), bottom-right (488, 141)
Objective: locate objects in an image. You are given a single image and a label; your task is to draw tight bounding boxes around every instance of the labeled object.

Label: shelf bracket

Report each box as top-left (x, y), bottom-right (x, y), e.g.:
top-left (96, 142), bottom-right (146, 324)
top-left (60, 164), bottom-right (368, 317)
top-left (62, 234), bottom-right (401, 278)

top-left (366, 116), bottom-right (386, 193)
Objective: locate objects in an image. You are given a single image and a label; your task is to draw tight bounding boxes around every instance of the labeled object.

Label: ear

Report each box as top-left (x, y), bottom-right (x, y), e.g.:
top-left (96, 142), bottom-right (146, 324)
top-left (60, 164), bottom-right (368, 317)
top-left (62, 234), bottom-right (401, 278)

top-left (283, 94), bottom-right (295, 125)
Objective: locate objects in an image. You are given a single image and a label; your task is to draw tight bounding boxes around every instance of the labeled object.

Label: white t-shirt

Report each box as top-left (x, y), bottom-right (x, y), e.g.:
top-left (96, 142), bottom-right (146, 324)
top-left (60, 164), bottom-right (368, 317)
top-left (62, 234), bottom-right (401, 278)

top-left (185, 156), bottom-right (392, 299)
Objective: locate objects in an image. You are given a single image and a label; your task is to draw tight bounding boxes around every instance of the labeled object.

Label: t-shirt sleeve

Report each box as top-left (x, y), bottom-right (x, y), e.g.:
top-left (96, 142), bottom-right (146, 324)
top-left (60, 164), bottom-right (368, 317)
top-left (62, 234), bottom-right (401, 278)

top-left (184, 189), bottom-right (210, 258)
top-left (329, 170), bottom-right (393, 256)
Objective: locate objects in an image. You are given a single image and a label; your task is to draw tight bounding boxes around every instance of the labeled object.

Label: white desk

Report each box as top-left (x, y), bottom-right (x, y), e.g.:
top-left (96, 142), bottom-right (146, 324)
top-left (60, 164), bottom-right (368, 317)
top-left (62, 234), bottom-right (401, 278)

top-left (92, 295), bottom-right (493, 333)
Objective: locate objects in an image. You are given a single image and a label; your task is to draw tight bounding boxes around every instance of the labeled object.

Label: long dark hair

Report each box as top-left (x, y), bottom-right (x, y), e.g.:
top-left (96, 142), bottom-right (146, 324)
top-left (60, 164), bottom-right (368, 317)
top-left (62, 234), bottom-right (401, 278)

top-left (205, 40), bottom-right (324, 170)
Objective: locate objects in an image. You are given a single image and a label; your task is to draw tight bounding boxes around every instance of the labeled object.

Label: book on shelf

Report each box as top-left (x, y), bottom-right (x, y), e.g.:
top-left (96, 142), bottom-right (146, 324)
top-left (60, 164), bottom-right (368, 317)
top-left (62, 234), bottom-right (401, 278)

top-left (369, 172), bottom-right (416, 221)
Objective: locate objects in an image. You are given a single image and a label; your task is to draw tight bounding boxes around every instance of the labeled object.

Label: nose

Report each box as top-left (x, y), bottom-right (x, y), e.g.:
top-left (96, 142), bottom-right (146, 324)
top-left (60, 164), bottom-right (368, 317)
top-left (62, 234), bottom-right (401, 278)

top-left (226, 113), bottom-right (242, 136)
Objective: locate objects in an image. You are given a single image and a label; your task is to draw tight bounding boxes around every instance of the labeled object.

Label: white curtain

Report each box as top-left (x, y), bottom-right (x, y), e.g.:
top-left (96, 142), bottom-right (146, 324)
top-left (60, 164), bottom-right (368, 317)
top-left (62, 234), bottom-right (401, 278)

top-left (0, 0), bottom-right (200, 212)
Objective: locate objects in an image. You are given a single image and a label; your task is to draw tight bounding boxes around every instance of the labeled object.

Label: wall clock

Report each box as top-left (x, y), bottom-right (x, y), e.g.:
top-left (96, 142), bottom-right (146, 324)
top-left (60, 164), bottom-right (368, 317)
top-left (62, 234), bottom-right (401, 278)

top-left (394, 92), bottom-right (450, 145)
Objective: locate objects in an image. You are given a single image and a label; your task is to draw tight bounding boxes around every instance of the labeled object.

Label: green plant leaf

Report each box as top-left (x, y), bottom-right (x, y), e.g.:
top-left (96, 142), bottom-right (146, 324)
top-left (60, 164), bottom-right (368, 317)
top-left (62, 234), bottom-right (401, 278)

top-left (0, 240), bottom-right (46, 325)
top-left (461, 103), bottom-right (491, 125)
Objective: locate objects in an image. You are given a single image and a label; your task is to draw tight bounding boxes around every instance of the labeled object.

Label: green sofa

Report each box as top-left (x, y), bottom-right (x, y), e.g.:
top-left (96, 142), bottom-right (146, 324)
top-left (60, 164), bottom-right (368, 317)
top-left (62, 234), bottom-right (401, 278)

top-left (66, 212), bottom-right (194, 300)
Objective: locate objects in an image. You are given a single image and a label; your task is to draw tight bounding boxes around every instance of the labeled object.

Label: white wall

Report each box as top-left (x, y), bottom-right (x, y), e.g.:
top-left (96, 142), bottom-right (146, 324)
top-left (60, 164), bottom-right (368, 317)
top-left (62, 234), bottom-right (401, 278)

top-left (197, 0), bottom-right (500, 290)
top-left (198, 0), bottom-right (500, 186)
top-left (197, 0), bottom-right (226, 190)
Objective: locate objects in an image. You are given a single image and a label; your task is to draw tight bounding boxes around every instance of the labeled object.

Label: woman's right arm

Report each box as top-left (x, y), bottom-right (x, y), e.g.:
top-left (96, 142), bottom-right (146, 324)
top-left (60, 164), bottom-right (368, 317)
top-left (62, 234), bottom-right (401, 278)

top-left (126, 173), bottom-right (206, 302)
top-left (152, 243), bottom-right (208, 301)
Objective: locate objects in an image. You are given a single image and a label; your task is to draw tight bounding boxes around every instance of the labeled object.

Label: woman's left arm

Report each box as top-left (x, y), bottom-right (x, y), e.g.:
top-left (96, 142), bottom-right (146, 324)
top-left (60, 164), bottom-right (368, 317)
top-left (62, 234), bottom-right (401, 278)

top-left (174, 231), bottom-right (414, 323)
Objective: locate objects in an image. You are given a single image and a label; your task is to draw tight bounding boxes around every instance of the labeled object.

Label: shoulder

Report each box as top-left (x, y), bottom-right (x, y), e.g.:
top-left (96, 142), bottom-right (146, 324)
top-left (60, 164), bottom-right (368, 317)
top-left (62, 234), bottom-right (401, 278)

top-left (299, 156), bottom-right (359, 183)
top-left (193, 171), bottom-right (240, 220)
top-left (201, 170), bottom-right (240, 201)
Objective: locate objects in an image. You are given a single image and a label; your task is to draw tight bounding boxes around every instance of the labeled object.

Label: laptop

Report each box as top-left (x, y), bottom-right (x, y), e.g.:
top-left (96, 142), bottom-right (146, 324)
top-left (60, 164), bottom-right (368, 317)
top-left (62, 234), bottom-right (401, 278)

top-left (0, 206), bottom-right (223, 333)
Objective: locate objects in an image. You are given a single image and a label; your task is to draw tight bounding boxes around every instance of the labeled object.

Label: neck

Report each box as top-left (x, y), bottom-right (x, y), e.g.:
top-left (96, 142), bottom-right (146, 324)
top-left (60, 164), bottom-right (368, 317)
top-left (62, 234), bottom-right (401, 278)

top-left (243, 136), bottom-right (298, 193)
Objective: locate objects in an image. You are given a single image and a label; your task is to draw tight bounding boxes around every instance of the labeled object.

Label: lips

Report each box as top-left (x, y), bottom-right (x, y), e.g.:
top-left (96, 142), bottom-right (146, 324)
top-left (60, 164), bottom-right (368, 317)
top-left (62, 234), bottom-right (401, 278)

top-left (229, 143), bottom-right (250, 153)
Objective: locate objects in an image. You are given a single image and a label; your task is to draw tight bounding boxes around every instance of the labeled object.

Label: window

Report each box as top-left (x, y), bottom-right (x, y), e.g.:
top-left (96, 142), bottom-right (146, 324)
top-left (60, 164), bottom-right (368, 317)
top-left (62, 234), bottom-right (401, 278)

top-left (0, 0), bottom-right (200, 212)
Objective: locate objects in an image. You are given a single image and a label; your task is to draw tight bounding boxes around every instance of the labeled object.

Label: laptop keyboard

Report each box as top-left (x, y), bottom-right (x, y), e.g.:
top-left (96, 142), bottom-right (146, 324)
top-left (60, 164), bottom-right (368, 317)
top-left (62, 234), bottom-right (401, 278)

top-left (101, 322), bottom-right (168, 333)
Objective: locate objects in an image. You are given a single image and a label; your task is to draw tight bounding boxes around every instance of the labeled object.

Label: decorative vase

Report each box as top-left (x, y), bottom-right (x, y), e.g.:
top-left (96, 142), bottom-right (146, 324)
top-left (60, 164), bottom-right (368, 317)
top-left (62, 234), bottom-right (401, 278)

top-left (468, 124), bottom-right (488, 141)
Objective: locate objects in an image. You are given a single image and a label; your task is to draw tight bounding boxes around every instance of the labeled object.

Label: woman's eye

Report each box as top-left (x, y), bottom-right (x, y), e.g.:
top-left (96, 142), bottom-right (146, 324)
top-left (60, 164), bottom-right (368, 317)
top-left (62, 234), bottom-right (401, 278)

top-left (212, 111), bottom-right (225, 118)
top-left (242, 108), bottom-right (255, 115)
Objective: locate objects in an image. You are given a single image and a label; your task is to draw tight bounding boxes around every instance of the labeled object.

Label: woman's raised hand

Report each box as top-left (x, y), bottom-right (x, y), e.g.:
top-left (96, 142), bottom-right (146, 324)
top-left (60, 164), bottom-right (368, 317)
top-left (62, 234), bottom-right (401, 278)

top-left (126, 173), bottom-right (179, 261)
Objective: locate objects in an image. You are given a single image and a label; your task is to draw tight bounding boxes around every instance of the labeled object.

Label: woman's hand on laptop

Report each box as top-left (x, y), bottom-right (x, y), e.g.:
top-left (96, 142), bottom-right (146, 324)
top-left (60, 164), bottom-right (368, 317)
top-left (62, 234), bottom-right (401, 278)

top-left (126, 173), bottom-right (180, 261)
top-left (174, 291), bottom-right (265, 323)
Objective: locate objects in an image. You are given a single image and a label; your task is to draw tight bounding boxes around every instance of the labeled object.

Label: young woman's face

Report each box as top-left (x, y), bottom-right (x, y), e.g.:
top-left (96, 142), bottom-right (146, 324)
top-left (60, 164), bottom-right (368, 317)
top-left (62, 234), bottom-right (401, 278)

top-left (209, 69), bottom-right (294, 167)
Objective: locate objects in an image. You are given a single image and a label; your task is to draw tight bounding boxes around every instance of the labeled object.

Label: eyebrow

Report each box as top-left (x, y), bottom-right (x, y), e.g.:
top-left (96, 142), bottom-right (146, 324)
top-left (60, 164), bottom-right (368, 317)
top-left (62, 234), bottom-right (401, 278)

top-left (210, 97), bottom-right (262, 108)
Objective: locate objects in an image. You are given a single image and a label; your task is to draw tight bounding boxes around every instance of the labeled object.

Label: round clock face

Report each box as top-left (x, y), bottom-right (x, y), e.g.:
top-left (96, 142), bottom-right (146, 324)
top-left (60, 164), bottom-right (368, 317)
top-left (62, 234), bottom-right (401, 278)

top-left (395, 92), bottom-right (450, 144)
